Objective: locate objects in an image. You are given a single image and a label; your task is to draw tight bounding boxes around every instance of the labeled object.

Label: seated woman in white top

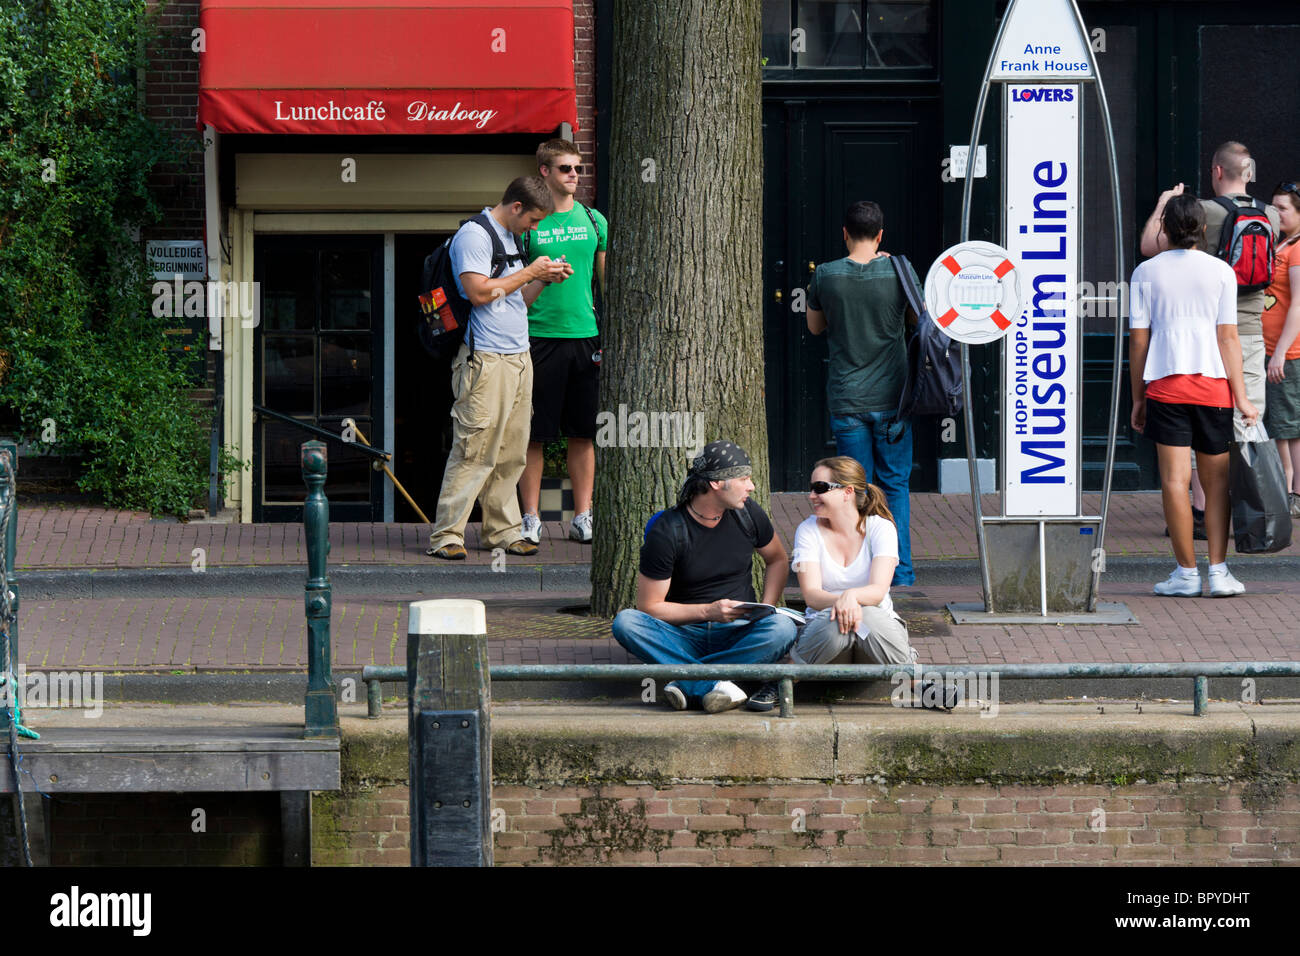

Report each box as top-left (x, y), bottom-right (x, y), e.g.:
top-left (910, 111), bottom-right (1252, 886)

top-left (1129, 193), bottom-right (1259, 597)
top-left (790, 456), bottom-right (914, 666)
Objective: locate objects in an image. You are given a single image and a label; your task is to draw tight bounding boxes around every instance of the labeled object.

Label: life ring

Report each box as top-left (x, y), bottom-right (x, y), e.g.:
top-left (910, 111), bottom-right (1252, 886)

top-left (923, 241), bottom-right (1022, 345)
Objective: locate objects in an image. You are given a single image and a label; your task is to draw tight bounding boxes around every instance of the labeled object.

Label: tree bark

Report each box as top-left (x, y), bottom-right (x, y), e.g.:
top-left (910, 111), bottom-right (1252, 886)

top-left (591, 0), bottom-right (766, 617)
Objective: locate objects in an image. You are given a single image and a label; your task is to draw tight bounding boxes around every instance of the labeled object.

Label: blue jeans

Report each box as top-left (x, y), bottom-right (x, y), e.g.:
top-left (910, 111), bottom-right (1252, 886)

top-left (611, 609), bottom-right (797, 699)
top-left (830, 411), bottom-right (914, 586)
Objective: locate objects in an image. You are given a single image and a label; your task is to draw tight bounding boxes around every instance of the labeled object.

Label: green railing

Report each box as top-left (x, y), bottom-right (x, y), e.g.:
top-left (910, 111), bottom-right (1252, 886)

top-left (362, 660), bottom-right (1300, 719)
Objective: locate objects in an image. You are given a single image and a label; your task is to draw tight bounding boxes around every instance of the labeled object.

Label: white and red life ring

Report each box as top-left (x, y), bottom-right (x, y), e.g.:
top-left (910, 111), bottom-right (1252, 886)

top-left (923, 241), bottom-right (1022, 345)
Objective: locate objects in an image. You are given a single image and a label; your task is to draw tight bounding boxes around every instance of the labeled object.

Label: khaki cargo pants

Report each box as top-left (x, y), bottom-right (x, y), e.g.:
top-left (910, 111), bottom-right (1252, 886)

top-left (428, 344), bottom-right (532, 551)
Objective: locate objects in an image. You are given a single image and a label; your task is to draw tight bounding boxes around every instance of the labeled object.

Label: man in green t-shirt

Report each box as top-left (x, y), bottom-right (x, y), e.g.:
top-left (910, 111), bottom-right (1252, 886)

top-left (517, 139), bottom-right (608, 544)
top-left (805, 200), bottom-right (918, 586)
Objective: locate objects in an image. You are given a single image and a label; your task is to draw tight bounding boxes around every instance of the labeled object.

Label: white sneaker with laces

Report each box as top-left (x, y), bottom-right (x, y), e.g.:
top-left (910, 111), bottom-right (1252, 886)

top-left (569, 510), bottom-right (593, 543)
top-left (702, 680), bottom-right (747, 714)
top-left (662, 681), bottom-right (687, 711)
top-left (1208, 567), bottom-right (1245, 598)
top-left (520, 513), bottom-right (541, 545)
top-left (1153, 569), bottom-right (1201, 597)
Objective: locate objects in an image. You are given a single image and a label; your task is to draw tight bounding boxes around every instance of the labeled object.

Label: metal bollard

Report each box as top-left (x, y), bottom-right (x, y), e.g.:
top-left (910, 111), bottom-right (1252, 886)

top-left (408, 600), bottom-right (492, 867)
top-left (302, 441), bottom-right (338, 739)
top-left (1193, 675), bottom-right (1208, 716)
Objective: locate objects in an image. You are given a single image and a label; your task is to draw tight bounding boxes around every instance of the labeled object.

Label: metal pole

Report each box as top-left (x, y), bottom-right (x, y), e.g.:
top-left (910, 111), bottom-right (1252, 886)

top-left (302, 441), bottom-right (338, 739)
top-left (1193, 676), bottom-right (1209, 716)
top-left (408, 599), bottom-right (492, 867)
top-left (1077, 1), bottom-right (1128, 613)
top-left (958, 12), bottom-right (1011, 614)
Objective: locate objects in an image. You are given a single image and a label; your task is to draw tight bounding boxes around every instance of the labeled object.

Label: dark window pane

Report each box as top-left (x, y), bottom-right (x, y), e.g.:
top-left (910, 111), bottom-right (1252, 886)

top-left (864, 1), bottom-right (933, 68)
top-left (263, 336), bottom-right (315, 416)
top-left (763, 0), bottom-right (792, 68)
top-left (261, 249), bottom-right (315, 330)
top-left (262, 420), bottom-right (312, 503)
top-left (322, 250), bottom-right (373, 329)
top-left (316, 431), bottom-right (372, 503)
top-left (320, 334), bottom-right (371, 418)
top-left (796, 0), bottom-right (862, 68)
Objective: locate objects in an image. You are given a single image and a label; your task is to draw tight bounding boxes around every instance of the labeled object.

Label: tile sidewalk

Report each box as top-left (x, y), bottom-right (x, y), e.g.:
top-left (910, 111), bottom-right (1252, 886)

top-left (9, 494), bottom-right (1299, 672)
top-left (13, 493), bottom-right (1298, 569)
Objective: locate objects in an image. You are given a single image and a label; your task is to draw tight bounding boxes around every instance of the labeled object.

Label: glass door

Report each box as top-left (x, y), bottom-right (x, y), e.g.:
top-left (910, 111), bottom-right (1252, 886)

top-left (253, 235), bottom-right (384, 521)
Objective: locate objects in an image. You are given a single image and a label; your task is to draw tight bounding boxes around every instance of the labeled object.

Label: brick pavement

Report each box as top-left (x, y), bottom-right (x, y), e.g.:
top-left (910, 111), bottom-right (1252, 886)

top-left (17, 585), bottom-right (1300, 671)
top-left (15, 493), bottom-right (1297, 570)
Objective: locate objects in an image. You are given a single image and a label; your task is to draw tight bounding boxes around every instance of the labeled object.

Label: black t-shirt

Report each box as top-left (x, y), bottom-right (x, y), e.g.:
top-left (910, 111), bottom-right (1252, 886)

top-left (639, 499), bottom-right (776, 605)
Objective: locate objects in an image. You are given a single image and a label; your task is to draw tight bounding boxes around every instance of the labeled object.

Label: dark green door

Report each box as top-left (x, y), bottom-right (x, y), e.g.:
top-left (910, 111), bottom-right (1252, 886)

top-left (253, 236), bottom-right (385, 522)
top-left (764, 95), bottom-right (943, 491)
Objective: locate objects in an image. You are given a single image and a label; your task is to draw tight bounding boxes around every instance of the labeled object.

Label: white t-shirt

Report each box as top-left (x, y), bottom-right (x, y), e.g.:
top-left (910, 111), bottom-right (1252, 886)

top-left (1128, 249), bottom-right (1237, 382)
top-left (791, 515), bottom-right (898, 629)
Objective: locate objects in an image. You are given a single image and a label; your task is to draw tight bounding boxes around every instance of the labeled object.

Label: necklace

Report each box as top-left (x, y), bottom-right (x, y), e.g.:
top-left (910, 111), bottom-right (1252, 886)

top-left (688, 502), bottom-right (724, 523)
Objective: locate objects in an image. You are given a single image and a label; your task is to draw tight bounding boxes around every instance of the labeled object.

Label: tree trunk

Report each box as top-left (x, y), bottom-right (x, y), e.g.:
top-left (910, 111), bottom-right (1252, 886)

top-left (591, 0), bottom-right (766, 617)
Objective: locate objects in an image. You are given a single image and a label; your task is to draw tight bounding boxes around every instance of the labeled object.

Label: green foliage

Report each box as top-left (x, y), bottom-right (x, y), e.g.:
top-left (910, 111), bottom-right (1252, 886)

top-left (542, 439), bottom-right (568, 478)
top-left (0, 0), bottom-right (232, 515)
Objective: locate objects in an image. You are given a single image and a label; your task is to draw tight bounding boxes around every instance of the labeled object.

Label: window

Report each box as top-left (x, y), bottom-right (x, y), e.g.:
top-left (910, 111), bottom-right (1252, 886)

top-left (763, 0), bottom-right (936, 72)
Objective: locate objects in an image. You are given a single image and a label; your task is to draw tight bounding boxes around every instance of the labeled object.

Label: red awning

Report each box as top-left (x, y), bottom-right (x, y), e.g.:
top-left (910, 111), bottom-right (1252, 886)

top-left (198, 0), bottom-right (577, 135)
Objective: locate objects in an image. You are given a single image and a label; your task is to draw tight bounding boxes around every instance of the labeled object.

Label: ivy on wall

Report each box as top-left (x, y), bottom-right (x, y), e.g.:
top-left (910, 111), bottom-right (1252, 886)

top-left (0, 0), bottom-right (239, 515)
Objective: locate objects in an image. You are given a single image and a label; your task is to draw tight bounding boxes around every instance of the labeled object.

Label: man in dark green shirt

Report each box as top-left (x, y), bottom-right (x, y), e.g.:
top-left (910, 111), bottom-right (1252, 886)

top-left (806, 200), bottom-right (917, 585)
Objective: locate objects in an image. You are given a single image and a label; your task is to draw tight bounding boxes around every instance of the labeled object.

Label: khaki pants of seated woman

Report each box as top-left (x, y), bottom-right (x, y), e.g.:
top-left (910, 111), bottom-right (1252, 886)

top-left (790, 606), bottom-right (913, 666)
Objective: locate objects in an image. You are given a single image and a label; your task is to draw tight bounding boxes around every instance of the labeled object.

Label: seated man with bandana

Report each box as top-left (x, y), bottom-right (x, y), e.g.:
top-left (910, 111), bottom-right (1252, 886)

top-left (611, 440), bottom-right (797, 713)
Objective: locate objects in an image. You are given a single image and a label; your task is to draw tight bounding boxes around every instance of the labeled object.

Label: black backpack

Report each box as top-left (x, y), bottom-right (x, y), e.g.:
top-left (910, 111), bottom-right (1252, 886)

top-left (417, 213), bottom-right (525, 361)
top-left (1212, 196), bottom-right (1276, 294)
top-left (889, 254), bottom-right (963, 425)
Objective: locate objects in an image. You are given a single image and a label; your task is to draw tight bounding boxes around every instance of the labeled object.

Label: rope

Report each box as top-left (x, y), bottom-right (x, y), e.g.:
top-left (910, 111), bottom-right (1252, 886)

top-left (0, 449), bottom-right (32, 866)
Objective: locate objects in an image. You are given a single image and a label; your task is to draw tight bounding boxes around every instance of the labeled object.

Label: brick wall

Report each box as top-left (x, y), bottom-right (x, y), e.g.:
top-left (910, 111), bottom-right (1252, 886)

top-left (144, 0), bottom-right (204, 242)
top-left (314, 780), bottom-right (1300, 866)
top-left (49, 792), bottom-right (280, 866)
top-left (573, 0), bottom-right (598, 207)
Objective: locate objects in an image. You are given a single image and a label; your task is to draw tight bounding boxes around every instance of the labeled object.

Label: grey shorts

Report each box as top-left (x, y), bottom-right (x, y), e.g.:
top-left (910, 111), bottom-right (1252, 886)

top-left (1264, 356), bottom-right (1300, 440)
top-left (790, 606), bottom-right (913, 666)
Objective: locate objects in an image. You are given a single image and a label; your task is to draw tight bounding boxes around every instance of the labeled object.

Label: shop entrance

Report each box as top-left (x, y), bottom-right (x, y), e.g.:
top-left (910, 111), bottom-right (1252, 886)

top-left (393, 233), bottom-right (458, 523)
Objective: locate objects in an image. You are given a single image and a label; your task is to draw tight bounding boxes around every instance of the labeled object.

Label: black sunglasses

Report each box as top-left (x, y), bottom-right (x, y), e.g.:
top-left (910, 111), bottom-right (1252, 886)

top-left (551, 163), bottom-right (584, 174)
top-left (810, 481), bottom-right (848, 494)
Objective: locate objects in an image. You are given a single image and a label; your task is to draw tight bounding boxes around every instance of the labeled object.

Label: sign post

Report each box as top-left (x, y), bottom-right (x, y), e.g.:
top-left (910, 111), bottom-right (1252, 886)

top-left (954, 0), bottom-right (1130, 620)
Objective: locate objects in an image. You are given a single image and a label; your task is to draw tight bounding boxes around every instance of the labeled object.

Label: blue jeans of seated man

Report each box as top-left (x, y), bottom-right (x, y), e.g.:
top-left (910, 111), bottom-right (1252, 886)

top-left (611, 609), bottom-right (798, 700)
top-left (830, 410), bottom-right (914, 586)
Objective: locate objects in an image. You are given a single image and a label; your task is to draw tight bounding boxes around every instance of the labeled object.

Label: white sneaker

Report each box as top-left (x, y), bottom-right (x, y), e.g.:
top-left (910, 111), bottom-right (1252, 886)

top-left (1153, 569), bottom-right (1201, 597)
top-left (569, 510), bottom-right (593, 543)
top-left (662, 681), bottom-right (687, 711)
top-left (702, 680), bottom-right (747, 714)
top-left (520, 512), bottom-right (541, 545)
top-left (1208, 567), bottom-right (1245, 598)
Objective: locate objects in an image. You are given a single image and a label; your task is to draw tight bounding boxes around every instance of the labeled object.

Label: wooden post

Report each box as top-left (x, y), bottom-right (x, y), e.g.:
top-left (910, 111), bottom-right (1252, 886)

top-left (301, 441), bottom-right (338, 739)
top-left (407, 599), bottom-right (491, 867)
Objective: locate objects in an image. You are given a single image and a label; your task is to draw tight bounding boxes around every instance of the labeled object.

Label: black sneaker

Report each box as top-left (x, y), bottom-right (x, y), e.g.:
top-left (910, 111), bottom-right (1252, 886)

top-left (746, 682), bottom-right (780, 712)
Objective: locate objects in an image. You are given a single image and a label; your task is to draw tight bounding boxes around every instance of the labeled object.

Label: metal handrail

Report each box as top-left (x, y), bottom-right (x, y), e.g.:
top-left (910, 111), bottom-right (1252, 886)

top-left (361, 661), bottom-right (1300, 720)
top-left (253, 405), bottom-right (391, 461)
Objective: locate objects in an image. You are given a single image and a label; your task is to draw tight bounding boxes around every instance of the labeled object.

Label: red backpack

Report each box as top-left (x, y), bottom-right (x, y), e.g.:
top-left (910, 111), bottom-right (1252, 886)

top-left (1212, 196), bottom-right (1276, 293)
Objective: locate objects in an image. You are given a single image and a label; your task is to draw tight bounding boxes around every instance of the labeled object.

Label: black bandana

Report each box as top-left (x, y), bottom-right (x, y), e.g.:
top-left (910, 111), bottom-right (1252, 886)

top-left (689, 440), bottom-right (752, 481)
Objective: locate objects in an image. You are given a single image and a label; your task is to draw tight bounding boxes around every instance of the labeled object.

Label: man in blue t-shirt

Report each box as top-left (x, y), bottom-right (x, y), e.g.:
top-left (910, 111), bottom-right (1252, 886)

top-left (805, 200), bottom-right (918, 586)
top-left (427, 176), bottom-right (573, 560)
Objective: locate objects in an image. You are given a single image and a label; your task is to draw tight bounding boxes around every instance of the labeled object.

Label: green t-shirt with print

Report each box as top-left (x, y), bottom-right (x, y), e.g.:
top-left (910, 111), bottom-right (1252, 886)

top-left (524, 203), bottom-right (608, 338)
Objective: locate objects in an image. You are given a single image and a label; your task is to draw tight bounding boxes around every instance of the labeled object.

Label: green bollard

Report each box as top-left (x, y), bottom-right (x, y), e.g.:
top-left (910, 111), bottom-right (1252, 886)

top-left (302, 441), bottom-right (338, 739)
